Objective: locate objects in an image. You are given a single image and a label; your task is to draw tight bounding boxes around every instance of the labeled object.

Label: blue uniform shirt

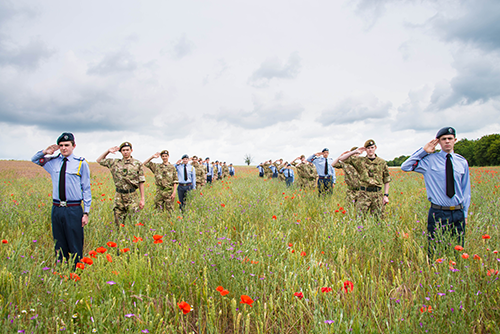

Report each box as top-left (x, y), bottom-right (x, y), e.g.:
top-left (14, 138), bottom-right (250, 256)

top-left (401, 148), bottom-right (471, 217)
top-left (269, 165), bottom-right (277, 173)
top-left (307, 155), bottom-right (336, 182)
top-left (204, 163), bottom-right (214, 177)
top-left (280, 167), bottom-right (294, 181)
top-left (175, 163), bottom-right (196, 188)
top-left (229, 166), bottom-right (235, 175)
top-left (216, 165), bottom-right (222, 176)
top-left (31, 151), bottom-right (92, 212)
top-left (257, 166), bottom-right (264, 173)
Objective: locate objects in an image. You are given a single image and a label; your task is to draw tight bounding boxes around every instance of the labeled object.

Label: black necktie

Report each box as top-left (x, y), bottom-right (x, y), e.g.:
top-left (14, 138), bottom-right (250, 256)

top-left (59, 158), bottom-right (68, 201)
top-left (324, 158), bottom-right (328, 175)
top-left (207, 164), bottom-right (209, 173)
top-left (184, 164), bottom-right (188, 181)
top-left (446, 154), bottom-right (455, 198)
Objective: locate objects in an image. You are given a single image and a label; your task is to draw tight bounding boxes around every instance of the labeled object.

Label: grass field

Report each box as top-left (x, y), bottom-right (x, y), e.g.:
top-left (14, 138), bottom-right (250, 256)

top-left (0, 161), bottom-right (499, 333)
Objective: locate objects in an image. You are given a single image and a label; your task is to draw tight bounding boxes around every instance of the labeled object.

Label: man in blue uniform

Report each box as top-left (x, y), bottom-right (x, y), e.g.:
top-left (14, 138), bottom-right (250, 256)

top-left (204, 157), bottom-right (214, 184)
top-left (175, 154), bottom-right (196, 211)
top-left (32, 133), bottom-right (91, 268)
top-left (280, 164), bottom-right (295, 187)
top-left (229, 163), bottom-right (235, 176)
top-left (401, 127), bottom-right (471, 258)
top-left (257, 163), bottom-right (264, 177)
top-left (307, 148), bottom-right (336, 195)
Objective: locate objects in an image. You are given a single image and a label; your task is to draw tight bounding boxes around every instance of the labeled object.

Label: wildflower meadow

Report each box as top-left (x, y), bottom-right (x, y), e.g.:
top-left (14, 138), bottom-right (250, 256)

top-left (0, 161), bottom-right (499, 333)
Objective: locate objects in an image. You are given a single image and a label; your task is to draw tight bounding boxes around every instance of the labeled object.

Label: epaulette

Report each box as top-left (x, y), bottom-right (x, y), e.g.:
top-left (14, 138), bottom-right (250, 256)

top-left (73, 156), bottom-right (86, 176)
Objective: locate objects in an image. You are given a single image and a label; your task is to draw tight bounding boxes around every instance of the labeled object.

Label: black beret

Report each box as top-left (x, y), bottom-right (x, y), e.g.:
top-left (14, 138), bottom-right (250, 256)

top-left (57, 132), bottom-right (74, 144)
top-left (119, 142), bottom-right (132, 150)
top-left (181, 154), bottom-right (189, 159)
top-left (436, 127), bottom-right (456, 138)
top-left (322, 148), bottom-right (329, 152)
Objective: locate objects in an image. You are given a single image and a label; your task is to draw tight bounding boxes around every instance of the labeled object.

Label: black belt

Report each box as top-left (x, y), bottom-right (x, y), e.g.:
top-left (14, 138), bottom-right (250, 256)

top-left (349, 187), bottom-right (360, 191)
top-left (431, 203), bottom-right (463, 211)
top-left (360, 186), bottom-right (381, 192)
top-left (318, 176), bottom-right (332, 179)
top-left (53, 200), bottom-right (82, 207)
top-left (179, 183), bottom-right (192, 186)
top-left (116, 188), bottom-right (137, 194)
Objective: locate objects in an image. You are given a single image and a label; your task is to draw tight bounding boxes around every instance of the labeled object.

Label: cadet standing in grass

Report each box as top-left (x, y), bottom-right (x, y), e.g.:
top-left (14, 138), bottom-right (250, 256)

top-left (143, 150), bottom-right (178, 212)
top-left (334, 147), bottom-right (361, 204)
top-left (32, 132), bottom-right (91, 267)
top-left (229, 163), bottom-right (235, 176)
top-left (192, 156), bottom-right (206, 189)
top-left (401, 127), bottom-right (471, 257)
top-left (280, 163), bottom-right (295, 187)
top-left (307, 148), bottom-right (336, 195)
top-left (97, 142), bottom-right (145, 226)
top-left (175, 154), bottom-right (196, 211)
top-left (204, 157), bottom-right (214, 184)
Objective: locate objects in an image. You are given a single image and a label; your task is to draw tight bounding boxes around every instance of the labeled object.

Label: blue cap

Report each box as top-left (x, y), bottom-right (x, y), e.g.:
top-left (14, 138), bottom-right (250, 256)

top-left (181, 154), bottom-right (189, 159)
top-left (57, 132), bottom-right (74, 144)
top-left (436, 127), bottom-right (456, 138)
top-left (322, 148), bottom-right (329, 152)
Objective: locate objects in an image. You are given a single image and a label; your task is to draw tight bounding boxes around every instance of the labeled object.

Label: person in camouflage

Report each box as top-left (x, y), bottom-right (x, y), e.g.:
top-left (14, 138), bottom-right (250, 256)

top-left (143, 150), bottom-right (178, 212)
top-left (339, 140), bottom-right (391, 217)
top-left (97, 142), bottom-right (146, 226)
top-left (274, 159), bottom-right (287, 182)
top-left (333, 147), bottom-right (360, 205)
top-left (222, 162), bottom-right (229, 179)
top-left (263, 160), bottom-right (273, 179)
top-left (192, 156), bottom-right (206, 189)
top-left (291, 156), bottom-right (317, 189)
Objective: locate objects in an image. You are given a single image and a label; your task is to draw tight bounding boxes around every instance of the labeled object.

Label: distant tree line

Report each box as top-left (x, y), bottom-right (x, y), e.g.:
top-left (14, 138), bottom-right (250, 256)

top-left (386, 134), bottom-right (500, 167)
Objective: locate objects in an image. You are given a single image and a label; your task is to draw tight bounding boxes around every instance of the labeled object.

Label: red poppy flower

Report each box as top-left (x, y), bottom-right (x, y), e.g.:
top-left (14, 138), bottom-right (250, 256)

top-left (153, 234), bottom-right (163, 241)
top-left (294, 292), bottom-right (304, 299)
top-left (454, 245), bottom-right (464, 251)
top-left (343, 280), bottom-right (354, 293)
top-left (76, 263), bottom-right (85, 270)
top-left (435, 258), bottom-right (443, 263)
top-left (221, 289), bottom-right (229, 296)
top-left (107, 241), bottom-right (117, 248)
top-left (177, 201), bottom-right (181, 204)
top-left (96, 246), bottom-right (107, 254)
top-left (494, 250), bottom-right (498, 254)
top-left (482, 234), bottom-right (491, 239)
top-left (272, 215), bottom-right (277, 220)
top-left (486, 269), bottom-right (499, 276)
top-left (216, 286), bottom-right (223, 292)
top-left (106, 254), bottom-right (113, 263)
top-left (301, 251), bottom-right (306, 257)
top-left (240, 295), bottom-right (254, 307)
top-left (449, 260), bottom-right (456, 266)
top-left (154, 239), bottom-right (163, 244)
top-left (120, 248), bottom-right (130, 253)
top-left (288, 243), bottom-right (292, 247)
top-left (89, 250), bottom-right (97, 258)
top-left (221, 203), bottom-right (225, 207)
top-left (291, 249), bottom-right (295, 253)
top-left (70, 273), bottom-right (81, 281)
top-left (462, 253), bottom-right (469, 259)
top-left (81, 257), bottom-right (93, 265)
top-left (473, 254), bottom-right (481, 260)
top-left (321, 287), bottom-right (332, 293)
top-left (135, 222), bottom-right (145, 226)
top-left (178, 301), bottom-right (192, 314)
top-left (1, 239), bottom-right (7, 244)
top-left (133, 236), bottom-right (143, 243)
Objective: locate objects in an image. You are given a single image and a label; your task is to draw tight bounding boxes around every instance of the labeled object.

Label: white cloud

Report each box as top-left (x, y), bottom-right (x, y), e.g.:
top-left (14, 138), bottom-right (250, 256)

top-left (318, 94), bottom-right (392, 125)
top-left (248, 52), bottom-right (301, 88)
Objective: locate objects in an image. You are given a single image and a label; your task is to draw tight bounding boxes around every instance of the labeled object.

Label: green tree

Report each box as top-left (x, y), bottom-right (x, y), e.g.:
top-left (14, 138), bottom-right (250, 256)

top-left (244, 154), bottom-right (253, 166)
top-left (474, 134), bottom-right (500, 166)
top-left (454, 138), bottom-right (476, 166)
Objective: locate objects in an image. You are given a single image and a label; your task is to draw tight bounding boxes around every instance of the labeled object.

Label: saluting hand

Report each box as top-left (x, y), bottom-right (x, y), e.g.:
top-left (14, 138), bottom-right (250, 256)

top-left (153, 152), bottom-right (160, 159)
top-left (43, 144), bottom-right (59, 155)
top-left (424, 139), bottom-right (439, 154)
top-left (108, 146), bottom-right (120, 154)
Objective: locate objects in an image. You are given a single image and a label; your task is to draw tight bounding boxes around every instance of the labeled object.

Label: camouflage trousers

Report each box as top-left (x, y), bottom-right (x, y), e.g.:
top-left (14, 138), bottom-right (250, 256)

top-left (114, 191), bottom-right (139, 225)
top-left (355, 190), bottom-right (385, 217)
top-left (345, 188), bottom-right (358, 205)
top-left (154, 188), bottom-right (175, 212)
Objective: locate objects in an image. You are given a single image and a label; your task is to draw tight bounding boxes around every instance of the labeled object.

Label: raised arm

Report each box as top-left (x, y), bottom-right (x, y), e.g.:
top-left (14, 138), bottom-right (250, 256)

top-left (97, 146), bottom-right (119, 163)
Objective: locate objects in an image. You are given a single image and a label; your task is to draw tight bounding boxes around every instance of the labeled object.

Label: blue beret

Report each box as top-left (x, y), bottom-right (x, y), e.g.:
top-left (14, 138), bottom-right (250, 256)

top-left (436, 127), bottom-right (456, 138)
top-left (205, 157), bottom-right (210, 160)
top-left (181, 154), bottom-right (189, 159)
top-left (57, 132), bottom-right (74, 144)
top-left (322, 148), bottom-right (329, 152)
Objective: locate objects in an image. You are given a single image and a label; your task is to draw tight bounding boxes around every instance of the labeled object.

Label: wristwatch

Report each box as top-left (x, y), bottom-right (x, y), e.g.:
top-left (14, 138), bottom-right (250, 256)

top-left (384, 194), bottom-right (389, 197)
top-left (83, 212), bottom-right (89, 216)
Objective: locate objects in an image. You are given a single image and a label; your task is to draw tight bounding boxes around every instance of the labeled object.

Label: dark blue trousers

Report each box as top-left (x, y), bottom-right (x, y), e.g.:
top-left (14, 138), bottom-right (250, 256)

top-left (177, 184), bottom-right (192, 211)
top-left (207, 175), bottom-right (212, 184)
top-left (51, 205), bottom-right (84, 266)
top-left (427, 207), bottom-right (465, 257)
top-left (317, 178), bottom-right (334, 195)
top-left (285, 177), bottom-right (293, 187)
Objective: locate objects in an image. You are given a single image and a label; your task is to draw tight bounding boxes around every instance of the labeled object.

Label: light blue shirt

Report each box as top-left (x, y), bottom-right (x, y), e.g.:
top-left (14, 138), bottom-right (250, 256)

top-left (175, 163), bottom-right (196, 188)
top-left (31, 151), bottom-right (92, 212)
top-left (307, 154), bottom-right (336, 181)
top-left (229, 166), bottom-right (235, 174)
top-left (401, 148), bottom-right (471, 217)
top-left (204, 163), bottom-right (213, 177)
top-left (269, 165), bottom-right (277, 174)
top-left (257, 166), bottom-right (264, 173)
top-left (216, 165), bottom-right (222, 176)
top-left (280, 167), bottom-right (294, 181)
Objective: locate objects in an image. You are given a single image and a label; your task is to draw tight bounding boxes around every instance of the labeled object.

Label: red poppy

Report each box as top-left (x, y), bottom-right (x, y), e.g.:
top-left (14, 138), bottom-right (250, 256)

top-left (96, 246), bottom-right (107, 254)
top-left (133, 236), bottom-right (143, 243)
top-left (321, 287), bottom-right (332, 293)
top-left (482, 234), bottom-right (491, 239)
top-left (435, 258), bottom-right (443, 263)
top-left (301, 251), bottom-right (306, 257)
top-left (449, 260), bottom-right (456, 266)
top-left (486, 269), bottom-right (499, 276)
top-left (107, 241), bottom-right (117, 248)
top-left (240, 295), bottom-right (254, 307)
top-left (178, 301), bottom-right (192, 314)
top-left (76, 263), bottom-right (85, 270)
top-left (135, 222), bottom-right (145, 226)
top-left (343, 280), bottom-right (354, 293)
top-left (494, 250), bottom-right (498, 254)
top-left (288, 243), bottom-right (292, 247)
top-left (153, 234), bottom-right (163, 241)
top-left (70, 273), bottom-right (81, 282)
top-left (177, 201), bottom-right (181, 204)
top-left (294, 292), bottom-right (304, 299)
top-left (473, 254), bottom-right (481, 260)
top-left (106, 254), bottom-right (113, 263)
top-left (272, 215), bottom-right (277, 220)
top-left (221, 203), bottom-right (225, 207)
top-left (1, 239), bottom-right (7, 244)
top-left (120, 248), bottom-right (130, 253)
top-left (89, 250), bottom-right (97, 258)
top-left (154, 239), bottom-right (163, 244)
top-left (454, 245), bottom-right (464, 251)
top-left (216, 286), bottom-right (224, 292)
top-left (462, 253), bottom-right (469, 259)
top-left (221, 289), bottom-right (229, 296)
top-left (81, 257), bottom-right (93, 265)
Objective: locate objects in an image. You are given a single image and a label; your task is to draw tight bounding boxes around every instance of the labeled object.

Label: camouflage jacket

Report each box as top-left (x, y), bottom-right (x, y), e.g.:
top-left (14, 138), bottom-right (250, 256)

top-left (344, 155), bottom-right (391, 187)
top-left (222, 165), bottom-right (229, 176)
top-left (292, 162), bottom-right (317, 180)
top-left (144, 162), bottom-right (178, 191)
top-left (334, 160), bottom-right (360, 188)
top-left (100, 157), bottom-right (146, 191)
top-left (192, 162), bottom-right (206, 184)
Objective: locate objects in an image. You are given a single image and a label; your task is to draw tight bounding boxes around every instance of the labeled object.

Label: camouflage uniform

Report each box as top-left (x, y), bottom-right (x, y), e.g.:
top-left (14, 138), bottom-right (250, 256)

top-left (193, 162), bottom-right (206, 189)
top-left (222, 164), bottom-right (229, 179)
top-left (263, 162), bottom-right (273, 179)
top-left (292, 162), bottom-right (317, 189)
top-left (100, 157), bottom-right (146, 224)
top-left (144, 161), bottom-right (178, 211)
top-left (334, 159), bottom-right (360, 205)
top-left (345, 155), bottom-right (391, 216)
top-left (276, 162), bottom-right (286, 182)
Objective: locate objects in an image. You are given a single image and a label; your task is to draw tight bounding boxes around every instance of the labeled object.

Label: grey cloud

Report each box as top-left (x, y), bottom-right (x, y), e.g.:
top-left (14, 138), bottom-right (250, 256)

top-left (248, 52), bottom-right (301, 88)
top-left (318, 94), bottom-right (392, 125)
top-left (350, 0), bottom-right (390, 30)
top-left (0, 35), bottom-right (54, 70)
top-left (0, 1), bottom-right (38, 28)
top-left (212, 100), bottom-right (304, 129)
top-left (432, 0), bottom-right (500, 52)
top-left (87, 50), bottom-right (138, 76)
top-left (169, 34), bottom-right (194, 60)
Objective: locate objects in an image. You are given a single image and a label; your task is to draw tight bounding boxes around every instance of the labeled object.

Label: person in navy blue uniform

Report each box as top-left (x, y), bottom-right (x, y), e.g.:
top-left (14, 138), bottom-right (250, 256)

top-left (204, 157), bottom-right (214, 184)
top-left (307, 148), bottom-right (336, 195)
top-left (31, 133), bottom-right (91, 267)
top-left (257, 163), bottom-right (264, 177)
top-left (229, 163), bottom-right (235, 176)
top-left (280, 164), bottom-right (295, 187)
top-left (401, 127), bottom-right (471, 258)
top-left (175, 154), bottom-right (196, 211)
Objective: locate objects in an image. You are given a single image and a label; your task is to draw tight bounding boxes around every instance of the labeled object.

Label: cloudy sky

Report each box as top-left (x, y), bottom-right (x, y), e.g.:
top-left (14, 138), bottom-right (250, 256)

top-left (1, 0), bottom-right (499, 164)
